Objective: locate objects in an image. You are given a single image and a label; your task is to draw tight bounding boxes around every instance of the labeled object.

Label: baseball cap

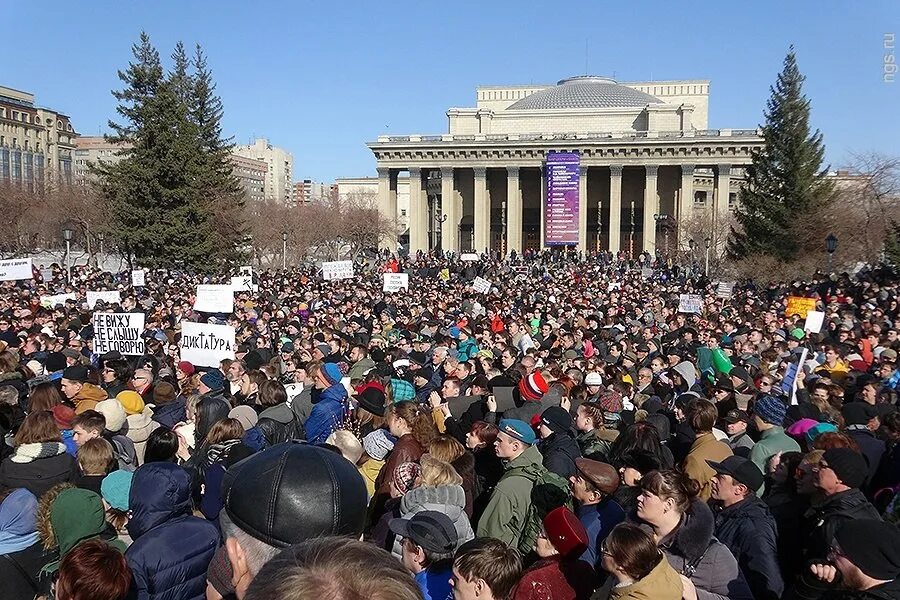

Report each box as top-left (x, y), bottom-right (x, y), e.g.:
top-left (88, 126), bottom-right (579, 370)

top-left (724, 409), bottom-right (749, 424)
top-left (389, 510), bottom-right (458, 555)
top-left (706, 455), bottom-right (765, 491)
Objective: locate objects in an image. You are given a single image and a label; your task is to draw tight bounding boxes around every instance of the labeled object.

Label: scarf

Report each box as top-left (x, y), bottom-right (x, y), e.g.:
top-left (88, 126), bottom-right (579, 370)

top-left (0, 488), bottom-right (40, 554)
top-left (207, 439), bottom-right (241, 464)
top-left (10, 442), bottom-right (67, 464)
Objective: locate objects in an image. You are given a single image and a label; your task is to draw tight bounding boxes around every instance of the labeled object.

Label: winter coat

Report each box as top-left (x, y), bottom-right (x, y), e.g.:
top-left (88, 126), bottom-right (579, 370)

top-left (0, 442), bottom-right (79, 499)
top-left (125, 409), bottom-right (160, 465)
top-left (511, 555), bottom-right (595, 600)
top-left (451, 451), bottom-right (477, 517)
top-left (764, 481), bottom-right (808, 578)
top-left (750, 426), bottom-right (800, 482)
top-left (682, 433), bottom-right (733, 501)
top-left (472, 445), bottom-right (504, 521)
top-left (304, 384), bottom-right (347, 445)
top-left (713, 495), bottom-right (784, 600)
top-left (657, 499), bottom-right (754, 600)
top-left (288, 385), bottom-right (313, 424)
top-left (608, 555), bottom-right (683, 600)
top-left (575, 429), bottom-right (612, 462)
top-left (73, 382), bottom-right (108, 414)
top-left (455, 337), bottom-right (479, 362)
top-left (151, 398), bottom-right (187, 429)
top-left (477, 444), bottom-right (544, 548)
top-left (0, 541), bottom-right (50, 600)
top-left (348, 356), bottom-right (376, 381)
top-left (257, 402), bottom-right (305, 447)
top-left (392, 484), bottom-right (474, 558)
top-left (540, 431), bottom-right (581, 479)
top-left (575, 497), bottom-right (626, 567)
top-left (0, 371), bottom-right (29, 410)
top-left (846, 426), bottom-right (886, 490)
top-left (802, 488), bottom-right (882, 561)
top-left (126, 463), bottom-right (220, 600)
top-left (369, 433), bottom-right (425, 529)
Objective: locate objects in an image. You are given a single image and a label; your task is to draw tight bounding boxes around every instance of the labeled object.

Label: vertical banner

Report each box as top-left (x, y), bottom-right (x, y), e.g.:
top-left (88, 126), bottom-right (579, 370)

top-left (544, 151), bottom-right (580, 246)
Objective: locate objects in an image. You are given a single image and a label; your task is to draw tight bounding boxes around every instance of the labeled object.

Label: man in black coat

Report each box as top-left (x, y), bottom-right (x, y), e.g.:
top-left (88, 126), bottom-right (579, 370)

top-left (537, 406), bottom-right (581, 479)
top-left (841, 402), bottom-right (886, 493)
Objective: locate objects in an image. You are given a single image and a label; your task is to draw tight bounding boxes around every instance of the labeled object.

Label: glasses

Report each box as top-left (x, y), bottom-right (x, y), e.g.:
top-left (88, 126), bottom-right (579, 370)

top-left (759, 381), bottom-right (773, 387)
top-left (600, 540), bottom-right (612, 556)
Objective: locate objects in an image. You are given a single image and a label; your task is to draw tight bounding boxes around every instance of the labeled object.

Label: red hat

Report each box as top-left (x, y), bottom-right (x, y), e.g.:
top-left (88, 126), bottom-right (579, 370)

top-left (52, 404), bottom-right (76, 430)
top-left (519, 371), bottom-right (549, 402)
top-left (177, 361), bottom-right (195, 376)
top-left (543, 506), bottom-right (588, 558)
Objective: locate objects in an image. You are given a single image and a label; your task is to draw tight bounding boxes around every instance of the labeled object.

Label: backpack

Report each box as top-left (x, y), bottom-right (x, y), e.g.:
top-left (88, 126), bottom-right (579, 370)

top-left (503, 463), bottom-right (572, 555)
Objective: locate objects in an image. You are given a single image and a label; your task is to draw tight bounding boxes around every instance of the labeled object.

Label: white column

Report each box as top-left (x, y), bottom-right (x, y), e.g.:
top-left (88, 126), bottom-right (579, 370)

top-left (473, 167), bottom-right (489, 253)
top-left (407, 168), bottom-right (426, 254)
top-left (506, 166), bottom-right (522, 254)
top-left (440, 167), bottom-right (457, 254)
top-left (714, 164), bottom-right (731, 248)
top-left (577, 165), bottom-right (588, 253)
top-left (679, 164), bottom-right (695, 248)
top-left (377, 167), bottom-right (398, 250)
top-left (608, 165), bottom-right (623, 252)
top-left (642, 165), bottom-right (659, 253)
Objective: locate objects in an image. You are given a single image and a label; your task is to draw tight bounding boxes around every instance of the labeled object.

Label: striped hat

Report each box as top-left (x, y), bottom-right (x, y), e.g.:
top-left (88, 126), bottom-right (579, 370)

top-left (519, 371), bottom-right (549, 402)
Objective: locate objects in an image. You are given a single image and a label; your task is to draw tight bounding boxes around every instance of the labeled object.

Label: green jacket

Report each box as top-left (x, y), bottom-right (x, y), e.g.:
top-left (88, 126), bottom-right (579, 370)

top-left (476, 444), bottom-right (544, 548)
top-left (750, 426), bottom-right (800, 480)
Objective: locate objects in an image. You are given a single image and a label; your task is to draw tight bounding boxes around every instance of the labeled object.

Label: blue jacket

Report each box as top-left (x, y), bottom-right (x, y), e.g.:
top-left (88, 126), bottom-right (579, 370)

top-left (455, 338), bottom-right (479, 362)
top-left (305, 384), bottom-right (348, 445)
top-left (126, 463), bottom-right (220, 600)
top-left (575, 497), bottom-right (625, 567)
top-left (151, 398), bottom-right (187, 429)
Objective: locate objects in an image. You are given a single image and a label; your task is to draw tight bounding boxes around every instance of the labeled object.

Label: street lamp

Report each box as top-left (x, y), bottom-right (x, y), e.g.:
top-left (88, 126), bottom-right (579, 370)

top-left (282, 232), bottom-right (288, 270)
top-left (704, 236), bottom-right (711, 277)
top-left (653, 213), bottom-right (670, 259)
top-left (434, 213), bottom-right (448, 254)
top-left (96, 231), bottom-right (105, 257)
top-left (62, 226), bottom-right (74, 282)
top-left (825, 233), bottom-right (838, 273)
top-left (500, 200), bottom-right (507, 257)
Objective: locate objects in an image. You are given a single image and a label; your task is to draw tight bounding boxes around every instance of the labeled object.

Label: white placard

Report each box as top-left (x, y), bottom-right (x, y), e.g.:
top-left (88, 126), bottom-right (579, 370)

top-left (92, 312), bottom-right (146, 356)
top-left (40, 268), bottom-right (54, 281)
top-left (40, 293), bottom-right (76, 308)
top-left (383, 273), bottom-right (409, 292)
top-left (460, 253), bottom-right (479, 262)
top-left (194, 284), bottom-right (235, 313)
top-left (230, 276), bottom-right (252, 293)
top-left (179, 321), bottom-right (236, 367)
top-left (804, 310), bottom-right (825, 334)
top-left (641, 267), bottom-right (654, 278)
top-left (716, 282), bottom-right (735, 299)
top-left (322, 260), bottom-right (354, 281)
top-left (0, 258), bottom-right (33, 281)
top-left (678, 294), bottom-right (703, 314)
top-left (131, 270), bottom-right (145, 287)
top-left (86, 290), bottom-right (122, 309)
top-left (473, 276), bottom-right (491, 294)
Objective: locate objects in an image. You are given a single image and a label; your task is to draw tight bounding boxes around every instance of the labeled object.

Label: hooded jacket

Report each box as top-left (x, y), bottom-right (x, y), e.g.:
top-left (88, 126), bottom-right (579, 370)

top-left (348, 356), bottom-right (376, 381)
top-left (682, 433), bottom-right (732, 501)
top-left (150, 397), bottom-right (187, 429)
top-left (540, 431), bottom-right (581, 479)
top-left (392, 484), bottom-right (474, 558)
top-left (257, 402), bottom-right (305, 447)
top-left (802, 488), bottom-right (882, 562)
top-left (305, 383), bottom-right (347, 445)
top-left (73, 382), bottom-right (108, 414)
top-left (125, 463), bottom-right (220, 600)
top-left (713, 495), bottom-right (784, 600)
top-left (125, 408), bottom-right (160, 465)
top-left (609, 554), bottom-right (683, 600)
top-left (477, 444), bottom-right (544, 549)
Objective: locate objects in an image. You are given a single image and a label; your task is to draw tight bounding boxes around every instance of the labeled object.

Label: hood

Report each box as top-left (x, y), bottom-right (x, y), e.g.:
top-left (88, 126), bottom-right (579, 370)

top-left (259, 402), bottom-right (295, 424)
top-left (50, 488), bottom-right (107, 556)
top-left (125, 409), bottom-right (156, 442)
top-left (506, 443), bottom-right (544, 471)
top-left (672, 361), bottom-right (697, 389)
top-left (0, 371), bottom-right (23, 383)
top-left (126, 462), bottom-right (191, 539)
top-left (400, 484), bottom-right (466, 519)
top-left (662, 498), bottom-right (714, 564)
top-left (320, 383), bottom-right (348, 403)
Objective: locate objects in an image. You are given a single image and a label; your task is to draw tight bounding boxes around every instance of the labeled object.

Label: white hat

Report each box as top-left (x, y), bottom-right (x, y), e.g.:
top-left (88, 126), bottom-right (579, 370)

top-left (585, 372), bottom-right (604, 386)
top-left (95, 399), bottom-right (127, 432)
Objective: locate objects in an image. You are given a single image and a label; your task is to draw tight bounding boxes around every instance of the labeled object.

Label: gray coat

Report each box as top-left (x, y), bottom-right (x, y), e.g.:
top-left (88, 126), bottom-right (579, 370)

top-left (392, 483), bottom-right (474, 558)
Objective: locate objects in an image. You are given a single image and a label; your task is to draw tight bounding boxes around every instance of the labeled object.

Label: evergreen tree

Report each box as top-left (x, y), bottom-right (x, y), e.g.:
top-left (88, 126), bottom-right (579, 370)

top-left (728, 47), bottom-right (833, 261)
top-left (886, 220), bottom-right (900, 265)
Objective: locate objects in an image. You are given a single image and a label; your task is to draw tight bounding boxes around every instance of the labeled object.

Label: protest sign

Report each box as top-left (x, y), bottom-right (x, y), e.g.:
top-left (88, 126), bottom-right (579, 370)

top-left (716, 282), bottom-right (735, 299)
top-left (0, 258), bottom-right (33, 281)
top-left (678, 294), bottom-right (703, 314)
top-left (40, 268), bottom-right (53, 282)
top-left (194, 285), bottom-right (235, 313)
top-left (179, 322), bottom-right (236, 367)
top-left (92, 312), bottom-right (146, 356)
top-left (785, 296), bottom-right (816, 318)
top-left (40, 293), bottom-right (76, 309)
top-left (804, 310), bottom-right (825, 334)
top-left (322, 260), bottom-right (354, 281)
top-left (131, 270), bottom-right (145, 287)
top-left (473, 276), bottom-right (491, 294)
top-left (230, 276), bottom-right (253, 293)
top-left (641, 267), bottom-right (654, 279)
top-left (383, 273), bottom-right (409, 292)
top-left (438, 268), bottom-right (450, 282)
top-left (460, 253), bottom-right (479, 262)
top-left (86, 290), bottom-right (121, 309)
top-left (780, 347), bottom-right (809, 405)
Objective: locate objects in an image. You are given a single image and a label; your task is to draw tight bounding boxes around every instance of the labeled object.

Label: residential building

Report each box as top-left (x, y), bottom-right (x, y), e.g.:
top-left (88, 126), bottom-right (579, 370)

top-left (230, 154), bottom-right (267, 203)
top-left (294, 179), bottom-right (336, 203)
top-left (74, 136), bottom-right (130, 182)
top-left (233, 138), bottom-right (293, 203)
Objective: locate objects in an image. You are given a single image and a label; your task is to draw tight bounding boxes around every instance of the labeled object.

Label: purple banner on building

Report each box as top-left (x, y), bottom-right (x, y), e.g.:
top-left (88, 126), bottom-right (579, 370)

top-left (544, 151), bottom-right (580, 246)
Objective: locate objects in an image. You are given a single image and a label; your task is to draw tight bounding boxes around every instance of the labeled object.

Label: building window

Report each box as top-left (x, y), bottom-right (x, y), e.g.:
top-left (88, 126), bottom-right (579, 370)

top-left (728, 192), bottom-right (737, 209)
top-left (57, 120), bottom-right (62, 129)
top-left (694, 191), bottom-right (707, 205)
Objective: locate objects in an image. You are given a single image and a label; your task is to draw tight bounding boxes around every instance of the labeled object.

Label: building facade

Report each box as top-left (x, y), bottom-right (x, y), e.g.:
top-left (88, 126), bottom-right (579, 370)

top-left (294, 179), bottom-right (337, 203)
top-left (233, 138), bottom-right (294, 203)
top-left (0, 85), bottom-right (78, 191)
top-left (368, 76), bottom-right (764, 255)
top-left (230, 154), bottom-right (267, 203)
top-left (74, 136), bottom-right (130, 182)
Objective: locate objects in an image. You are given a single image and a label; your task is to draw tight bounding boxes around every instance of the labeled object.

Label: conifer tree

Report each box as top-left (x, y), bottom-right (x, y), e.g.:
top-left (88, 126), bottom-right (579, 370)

top-left (728, 47), bottom-right (833, 261)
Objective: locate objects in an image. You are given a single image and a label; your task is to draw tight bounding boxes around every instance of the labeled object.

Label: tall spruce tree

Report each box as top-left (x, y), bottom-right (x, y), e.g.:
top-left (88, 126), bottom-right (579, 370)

top-left (728, 47), bottom-right (833, 261)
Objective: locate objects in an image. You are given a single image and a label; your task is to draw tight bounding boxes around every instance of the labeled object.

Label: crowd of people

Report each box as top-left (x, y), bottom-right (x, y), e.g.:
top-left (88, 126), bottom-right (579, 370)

top-left (1, 250), bottom-right (900, 600)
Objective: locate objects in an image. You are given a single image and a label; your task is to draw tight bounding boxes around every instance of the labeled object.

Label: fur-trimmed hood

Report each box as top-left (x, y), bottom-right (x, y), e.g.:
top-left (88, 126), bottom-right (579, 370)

top-left (660, 498), bottom-right (715, 564)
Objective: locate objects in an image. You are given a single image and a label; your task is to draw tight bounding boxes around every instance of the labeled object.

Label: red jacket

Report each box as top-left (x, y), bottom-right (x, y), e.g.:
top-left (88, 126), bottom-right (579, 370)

top-left (512, 556), bottom-right (595, 600)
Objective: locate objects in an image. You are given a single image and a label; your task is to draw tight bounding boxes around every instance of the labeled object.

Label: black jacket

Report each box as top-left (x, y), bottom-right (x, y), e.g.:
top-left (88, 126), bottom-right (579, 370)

top-left (151, 398), bottom-right (187, 429)
top-left (539, 431), bottom-right (581, 479)
top-left (0, 450), bottom-right (79, 498)
top-left (713, 495), bottom-right (784, 600)
top-left (257, 403), bottom-right (305, 447)
top-left (846, 427), bottom-right (886, 492)
top-left (0, 542), bottom-right (54, 600)
top-left (803, 488), bottom-right (882, 561)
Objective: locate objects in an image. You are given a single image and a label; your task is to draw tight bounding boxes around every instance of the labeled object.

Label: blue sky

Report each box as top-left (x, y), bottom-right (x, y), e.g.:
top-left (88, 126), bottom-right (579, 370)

top-left (2, 1), bottom-right (897, 182)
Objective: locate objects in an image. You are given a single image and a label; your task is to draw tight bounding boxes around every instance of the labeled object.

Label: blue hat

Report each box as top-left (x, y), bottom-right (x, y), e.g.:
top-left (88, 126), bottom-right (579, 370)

top-left (498, 419), bottom-right (536, 445)
top-left (806, 422), bottom-right (838, 445)
top-left (322, 362), bottom-right (343, 386)
top-left (101, 470), bottom-right (134, 512)
top-left (390, 378), bottom-right (416, 403)
top-left (753, 394), bottom-right (787, 426)
top-left (200, 369), bottom-right (226, 391)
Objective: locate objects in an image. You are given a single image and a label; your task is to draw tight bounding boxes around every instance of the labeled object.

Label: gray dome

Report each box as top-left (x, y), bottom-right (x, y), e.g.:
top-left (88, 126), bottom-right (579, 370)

top-left (508, 76), bottom-right (662, 110)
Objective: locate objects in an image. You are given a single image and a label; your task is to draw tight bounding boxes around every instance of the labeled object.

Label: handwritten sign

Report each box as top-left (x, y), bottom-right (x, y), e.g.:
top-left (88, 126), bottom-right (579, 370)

top-left (383, 273), bottom-right (409, 292)
top-left (194, 285), bottom-right (234, 313)
top-left (785, 296), bottom-right (816, 318)
top-left (439, 268), bottom-right (450, 282)
top-left (473, 276), bottom-right (491, 294)
top-left (131, 270), bottom-right (145, 287)
top-left (716, 282), bottom-right (735, 299)
top-left (92, 312), bottom-right (145, 356)
top-left (322, 260), bottom-right (354, 281)
top-left (678, 294), bottom-right (703, 314)
top-left (179, 322), bottom-right (236, 367)
top-left (40, 293), bottom-right (76, 308)
top-left (86, 290), bottom-right (122, 309)
top-left (0, 258), bottom-right (33, 281)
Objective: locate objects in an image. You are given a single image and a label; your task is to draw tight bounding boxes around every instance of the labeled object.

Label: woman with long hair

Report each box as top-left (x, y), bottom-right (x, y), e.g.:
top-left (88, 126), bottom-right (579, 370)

top-left (27, 382), bottom-right (64, 414)
top-left (0, 411), bottom-right (79, 498)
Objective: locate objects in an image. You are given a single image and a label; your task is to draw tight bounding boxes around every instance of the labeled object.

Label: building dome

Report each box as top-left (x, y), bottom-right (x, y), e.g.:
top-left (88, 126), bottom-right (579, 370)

top-left (507, 76), bottom-right (662, 110)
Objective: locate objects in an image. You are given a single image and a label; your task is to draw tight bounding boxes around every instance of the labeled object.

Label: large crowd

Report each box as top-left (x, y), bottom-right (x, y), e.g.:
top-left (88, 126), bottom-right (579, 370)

top-left (1, 250), bottom-right (900, 600)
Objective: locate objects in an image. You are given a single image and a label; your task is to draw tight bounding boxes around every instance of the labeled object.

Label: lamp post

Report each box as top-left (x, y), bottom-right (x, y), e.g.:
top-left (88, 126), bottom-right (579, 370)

top-left (282, 232), bottom-right (288, 270)
top-left (96, 231), bottom-right (105, 257)
top-left (825, 233), bottom-right (838, 273)
top-left (688, 239), bottom-right (696, 272)
top-left (434, 213), bottom-right (447, 254)
top-left (704, 236), bottom-right (711, 277)
top-left (62, 226), bottom-right (74, 282)
top-left (653, 213), bottom-right (670, 260)
top-left (500, 200), bottom-right (507, 257)
top-left (629, 199), bottom-right (636, 259)
top-left (596, 206), bottom-right (602, 253)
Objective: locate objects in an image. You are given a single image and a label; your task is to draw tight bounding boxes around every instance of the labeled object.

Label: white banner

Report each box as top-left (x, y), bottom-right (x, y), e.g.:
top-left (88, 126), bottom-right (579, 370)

top-left (804, 310), bottom-right (825, 334)
top-left (179, 321), bottom-right (236, 367)
top-left (473, 276), bottom-right (491, 294)
top-left (0, 258), bottom-right (33, 281)
top-left (460, 253), bottom-right (479, 262)
top-left (40, 293), bottom-right (76, 308)
top-left (230, 276), bottom-right (253, 293)
top-left (92, 312), bottom-right (146, 356)
top-left (322, 260), bottom-right (354, 281)
top-left (86, 290), bottom-right (122, 309)
top-left (383, 273), bottom-right (409, 292)
top-left (131, 270), bottom-right (145, 287)
top-left (194, 284), bottom-right (235, 313)
top-left (678, 294), bottom-right (703, 314)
